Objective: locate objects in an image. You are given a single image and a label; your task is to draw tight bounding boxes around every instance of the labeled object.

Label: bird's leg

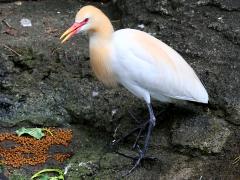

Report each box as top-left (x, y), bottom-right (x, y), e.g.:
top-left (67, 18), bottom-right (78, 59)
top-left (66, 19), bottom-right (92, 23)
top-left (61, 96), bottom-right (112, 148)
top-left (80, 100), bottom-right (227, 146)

top-left (111, 111), bottom-right (145, 148)
top-left (112, 103), bottom-right (157, 176)
top-left (128, 110), bottom-right (141, 124)
top-left (111, 125), bottom-right (142, 147)
top-left (111, 120), bottom-right (149, 161)
top-left (125, 103), bottom-right (156, 175)
top-left (132, 103), bottom-right (156, 149)
top-left (113, 110), bottom-right (153, 147)
top-left (132, 121), bottom-right (148, 149)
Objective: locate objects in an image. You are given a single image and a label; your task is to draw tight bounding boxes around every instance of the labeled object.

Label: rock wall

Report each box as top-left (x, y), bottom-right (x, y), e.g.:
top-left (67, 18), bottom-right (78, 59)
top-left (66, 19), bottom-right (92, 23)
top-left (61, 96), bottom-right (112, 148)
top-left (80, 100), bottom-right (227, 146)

top-left (115, 1), bottom-right (240, 178)
top-left (0, 0), bottom-right (136, 130)
top-left (0, 0), bottom-right (239, 178)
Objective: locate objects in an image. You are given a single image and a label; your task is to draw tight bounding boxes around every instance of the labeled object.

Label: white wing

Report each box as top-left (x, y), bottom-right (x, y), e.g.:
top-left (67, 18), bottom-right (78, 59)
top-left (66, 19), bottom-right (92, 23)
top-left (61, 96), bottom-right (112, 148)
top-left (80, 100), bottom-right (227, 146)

top-left (111, 29), bottom-right (208, 103)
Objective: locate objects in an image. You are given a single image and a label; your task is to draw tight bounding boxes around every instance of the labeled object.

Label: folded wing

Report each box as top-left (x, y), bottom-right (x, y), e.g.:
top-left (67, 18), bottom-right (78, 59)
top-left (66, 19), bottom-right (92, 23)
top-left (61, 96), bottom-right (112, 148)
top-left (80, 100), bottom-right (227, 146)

top-left (112, 29), bottom-right (208, 103)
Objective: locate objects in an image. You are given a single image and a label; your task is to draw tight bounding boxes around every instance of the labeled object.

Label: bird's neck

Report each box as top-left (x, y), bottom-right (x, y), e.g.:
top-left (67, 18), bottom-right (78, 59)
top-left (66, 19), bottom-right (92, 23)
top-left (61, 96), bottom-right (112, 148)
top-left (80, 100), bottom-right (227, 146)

top-left (89, 17), bottom-right (114, 56)
top-left (88, 18), bottom-right (117, 87)
top-left (89, 15), bottom-right (114, 41)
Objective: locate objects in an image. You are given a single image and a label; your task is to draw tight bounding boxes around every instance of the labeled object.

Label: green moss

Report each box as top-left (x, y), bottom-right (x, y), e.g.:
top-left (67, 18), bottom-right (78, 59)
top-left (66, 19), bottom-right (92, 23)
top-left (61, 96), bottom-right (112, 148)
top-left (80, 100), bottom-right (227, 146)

top-left (63, 126), bottom-right (131, 179)
top-left (9, 170), bottom-right (28, 180)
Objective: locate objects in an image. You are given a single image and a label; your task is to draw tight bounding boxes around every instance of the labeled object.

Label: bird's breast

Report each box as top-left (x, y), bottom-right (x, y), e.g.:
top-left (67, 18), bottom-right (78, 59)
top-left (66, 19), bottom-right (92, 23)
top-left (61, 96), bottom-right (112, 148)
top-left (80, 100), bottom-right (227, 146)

top-left (89, 44), bottom-right (118, 87)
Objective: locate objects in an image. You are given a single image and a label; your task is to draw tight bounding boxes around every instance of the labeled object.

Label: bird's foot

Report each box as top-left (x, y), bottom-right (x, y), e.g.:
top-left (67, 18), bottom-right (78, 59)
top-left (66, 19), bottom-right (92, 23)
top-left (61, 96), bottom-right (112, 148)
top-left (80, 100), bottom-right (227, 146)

top-left (111, 104), bottom-right (156, 176)
top-left (111, 119), bottom-right (156, 176)
top-left (125, 148), bottom-right (144, 176)
top-left (122, 145), bottom-right (158, 177)
top-left (114, 148), bottom-right (158, 161)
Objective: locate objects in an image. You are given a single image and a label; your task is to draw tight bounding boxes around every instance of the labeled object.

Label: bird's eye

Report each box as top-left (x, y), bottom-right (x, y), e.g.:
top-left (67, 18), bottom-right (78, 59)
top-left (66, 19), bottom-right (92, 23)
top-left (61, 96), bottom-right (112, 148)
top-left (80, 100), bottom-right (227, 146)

top-left (84, 18), bottom-right (89, 23)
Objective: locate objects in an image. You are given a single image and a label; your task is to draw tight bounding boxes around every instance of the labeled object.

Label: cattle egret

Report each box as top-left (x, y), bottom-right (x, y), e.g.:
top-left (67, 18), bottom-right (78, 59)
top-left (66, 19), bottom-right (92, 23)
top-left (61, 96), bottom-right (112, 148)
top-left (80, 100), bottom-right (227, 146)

top-left (60, 5), bottom-right (208, 174)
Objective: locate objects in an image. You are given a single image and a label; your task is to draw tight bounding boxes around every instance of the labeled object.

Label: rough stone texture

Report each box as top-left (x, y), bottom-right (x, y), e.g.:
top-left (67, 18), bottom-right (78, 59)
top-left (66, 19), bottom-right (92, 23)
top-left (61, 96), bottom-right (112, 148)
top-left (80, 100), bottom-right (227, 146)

top-left (0, 0), bottom-right (239, 179)
top-left (0, 0), bottom-right (136, 130)
top-left (172, 114), bottom-right (231, 153)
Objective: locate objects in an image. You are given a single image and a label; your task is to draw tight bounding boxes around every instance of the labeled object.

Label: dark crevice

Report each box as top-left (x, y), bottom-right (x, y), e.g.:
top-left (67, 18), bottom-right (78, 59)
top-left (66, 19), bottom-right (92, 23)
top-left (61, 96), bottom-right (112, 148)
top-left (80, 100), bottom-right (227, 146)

top-left (199, 1), bottom-right (240, 12)
top-left (172, 144), bottom-right (219, 157)
top-left (41, 70), bottom-right (52, 81)
top-left (10, 59), bottom-right (33, 72)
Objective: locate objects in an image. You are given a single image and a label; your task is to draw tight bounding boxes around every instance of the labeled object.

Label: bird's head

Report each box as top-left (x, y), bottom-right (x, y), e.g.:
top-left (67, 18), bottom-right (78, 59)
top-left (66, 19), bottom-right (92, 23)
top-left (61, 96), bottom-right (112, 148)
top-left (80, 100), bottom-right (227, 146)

top-left (60, 5), bottom-right (111, 43)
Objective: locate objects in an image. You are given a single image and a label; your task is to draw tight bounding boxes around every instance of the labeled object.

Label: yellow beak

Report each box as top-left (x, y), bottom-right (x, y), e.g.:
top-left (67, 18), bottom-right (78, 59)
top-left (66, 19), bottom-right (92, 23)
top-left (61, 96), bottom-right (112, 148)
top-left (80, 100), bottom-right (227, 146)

top-left (60, 22), bottom-right (83, 43)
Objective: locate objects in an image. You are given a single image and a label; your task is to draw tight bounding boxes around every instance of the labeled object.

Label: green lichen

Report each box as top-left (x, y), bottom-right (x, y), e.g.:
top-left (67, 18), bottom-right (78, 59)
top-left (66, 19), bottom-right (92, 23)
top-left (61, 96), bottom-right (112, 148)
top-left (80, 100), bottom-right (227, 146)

top-left (9, 170), bottom-right (28, 180)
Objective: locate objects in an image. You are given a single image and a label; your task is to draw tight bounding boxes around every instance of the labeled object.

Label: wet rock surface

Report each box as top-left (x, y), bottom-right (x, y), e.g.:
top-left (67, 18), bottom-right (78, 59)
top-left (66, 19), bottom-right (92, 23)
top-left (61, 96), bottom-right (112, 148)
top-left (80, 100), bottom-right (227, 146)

top-left (0, 0), bottom-right (239, 179)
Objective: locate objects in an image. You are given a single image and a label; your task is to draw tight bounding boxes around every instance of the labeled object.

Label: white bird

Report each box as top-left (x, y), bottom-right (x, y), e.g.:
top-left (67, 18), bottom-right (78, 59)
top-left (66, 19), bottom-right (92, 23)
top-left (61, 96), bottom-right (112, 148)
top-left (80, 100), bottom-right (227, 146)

top-left (60, 5), bottom-right (208, 173)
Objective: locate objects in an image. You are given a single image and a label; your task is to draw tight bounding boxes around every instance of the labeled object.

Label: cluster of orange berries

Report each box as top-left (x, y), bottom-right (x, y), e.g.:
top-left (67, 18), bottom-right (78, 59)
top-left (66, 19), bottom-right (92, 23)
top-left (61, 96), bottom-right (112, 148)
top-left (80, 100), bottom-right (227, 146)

top-left (0, 128), bottom-right (73, 167)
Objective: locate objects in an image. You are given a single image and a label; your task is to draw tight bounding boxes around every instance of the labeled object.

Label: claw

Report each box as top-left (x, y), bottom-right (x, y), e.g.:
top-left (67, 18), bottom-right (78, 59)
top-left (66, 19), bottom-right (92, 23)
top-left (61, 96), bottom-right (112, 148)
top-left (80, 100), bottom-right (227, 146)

top-left (126, 153), bottom-right (143, 176)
